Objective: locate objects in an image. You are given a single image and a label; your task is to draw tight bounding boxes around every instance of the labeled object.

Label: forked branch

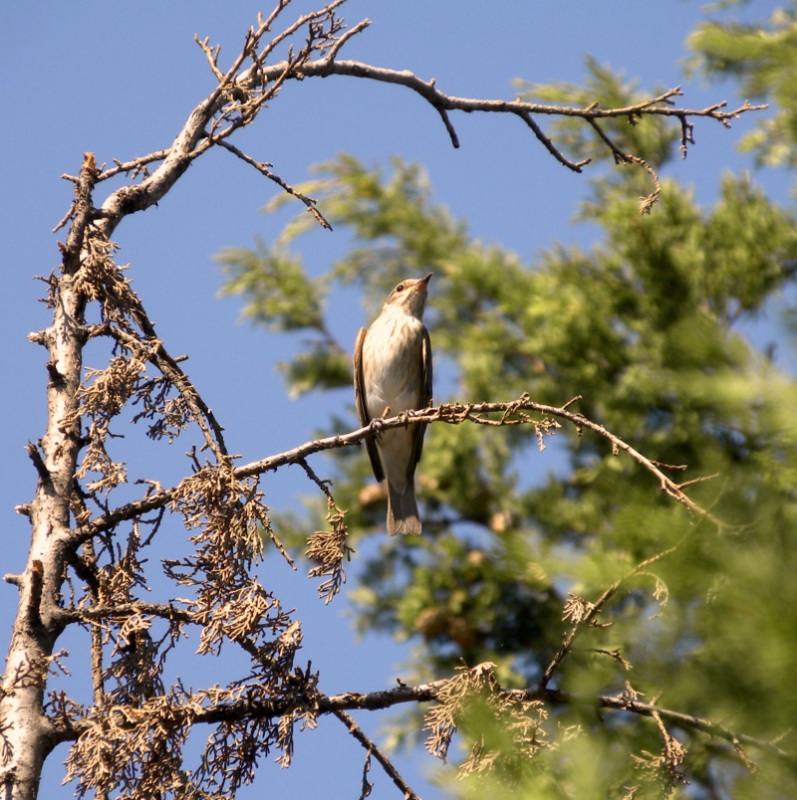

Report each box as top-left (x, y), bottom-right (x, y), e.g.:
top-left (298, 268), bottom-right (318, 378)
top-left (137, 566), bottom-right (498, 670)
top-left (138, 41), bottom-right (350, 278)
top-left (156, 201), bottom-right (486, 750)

top-left (77, 0), bottom-right (765, 227)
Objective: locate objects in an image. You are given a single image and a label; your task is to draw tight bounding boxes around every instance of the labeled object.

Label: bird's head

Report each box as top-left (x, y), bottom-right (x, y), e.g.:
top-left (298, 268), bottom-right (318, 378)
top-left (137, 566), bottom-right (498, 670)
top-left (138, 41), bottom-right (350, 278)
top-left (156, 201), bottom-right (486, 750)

top-left (383, 273), bottom-right (432, 319)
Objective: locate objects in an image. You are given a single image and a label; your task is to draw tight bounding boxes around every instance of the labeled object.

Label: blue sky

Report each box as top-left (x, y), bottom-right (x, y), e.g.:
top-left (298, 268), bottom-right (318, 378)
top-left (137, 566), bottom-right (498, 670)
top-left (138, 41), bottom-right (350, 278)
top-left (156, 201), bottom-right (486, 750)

top-left (1, 2), bottom-right (791, 797)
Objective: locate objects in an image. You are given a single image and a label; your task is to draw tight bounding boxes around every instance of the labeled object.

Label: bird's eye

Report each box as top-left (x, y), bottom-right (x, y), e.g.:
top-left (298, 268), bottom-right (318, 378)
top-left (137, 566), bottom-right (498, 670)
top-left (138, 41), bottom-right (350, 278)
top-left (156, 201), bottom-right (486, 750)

top-left (396, 283), bottom-right (405, 292)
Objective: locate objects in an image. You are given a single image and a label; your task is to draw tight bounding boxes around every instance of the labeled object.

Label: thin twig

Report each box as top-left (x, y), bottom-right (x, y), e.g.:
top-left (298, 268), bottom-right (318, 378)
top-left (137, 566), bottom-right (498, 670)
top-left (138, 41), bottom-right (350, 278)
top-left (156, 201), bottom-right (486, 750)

top-left (96, 324), bottom-right (229, 462)
top-left (587, 118), bottom-right (661, 212)
top-left (324, 18), bottom-right (371, 64)
top-left (214, 139), bottom-right (332, 229)
top-left (538, 546), bottom-right (678, 691)
top-left (296, 458), bottom-right (334, 500)
top-left (516, 110), bottom-right (591, 172)
top-left (96, 150), bottom-right (171, 183)
top-left (332, 709), bottom-right (421, 800)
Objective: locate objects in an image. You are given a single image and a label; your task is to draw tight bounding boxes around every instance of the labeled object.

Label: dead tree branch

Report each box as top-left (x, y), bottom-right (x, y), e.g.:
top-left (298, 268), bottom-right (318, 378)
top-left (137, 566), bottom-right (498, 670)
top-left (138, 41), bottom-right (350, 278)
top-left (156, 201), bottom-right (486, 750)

top-left (72, 393), bottom-right (721, 546)
top-left (332, 709), bottom-right (421, 800)
top-left (48, 666), bottom-right (791, 772)
top-left (83, 10), bottom-right (764, 224)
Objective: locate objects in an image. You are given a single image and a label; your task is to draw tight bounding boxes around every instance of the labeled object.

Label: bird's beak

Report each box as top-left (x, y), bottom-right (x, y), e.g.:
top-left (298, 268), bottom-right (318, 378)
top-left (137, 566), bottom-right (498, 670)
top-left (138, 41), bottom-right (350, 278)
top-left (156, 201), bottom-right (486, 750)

top-left (419, 273), bottom-right (433, 286)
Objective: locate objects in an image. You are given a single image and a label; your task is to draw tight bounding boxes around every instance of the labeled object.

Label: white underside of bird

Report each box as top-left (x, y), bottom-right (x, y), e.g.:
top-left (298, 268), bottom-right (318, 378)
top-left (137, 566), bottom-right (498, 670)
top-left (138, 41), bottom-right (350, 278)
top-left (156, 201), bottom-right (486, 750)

top-left (354, 274), bottom-right (433, 536)
top-left (362, 310), bottom-right (425, 532)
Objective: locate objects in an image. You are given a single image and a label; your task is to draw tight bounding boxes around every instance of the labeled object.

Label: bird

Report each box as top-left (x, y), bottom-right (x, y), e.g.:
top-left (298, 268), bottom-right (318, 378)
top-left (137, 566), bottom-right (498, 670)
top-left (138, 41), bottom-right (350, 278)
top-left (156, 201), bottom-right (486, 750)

top-left (354, 274), bottom-right (433, 535)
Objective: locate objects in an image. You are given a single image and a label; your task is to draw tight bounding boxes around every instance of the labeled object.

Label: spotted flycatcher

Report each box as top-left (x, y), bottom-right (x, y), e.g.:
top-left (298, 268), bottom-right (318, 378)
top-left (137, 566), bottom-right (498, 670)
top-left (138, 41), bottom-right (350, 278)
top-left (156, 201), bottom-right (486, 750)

top-left (354, 274), bottom-right (433, 535)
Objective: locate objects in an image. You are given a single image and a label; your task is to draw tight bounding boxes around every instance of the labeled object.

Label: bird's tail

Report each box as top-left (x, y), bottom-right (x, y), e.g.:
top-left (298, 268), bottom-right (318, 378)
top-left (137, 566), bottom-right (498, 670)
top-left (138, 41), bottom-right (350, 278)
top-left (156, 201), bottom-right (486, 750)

top-left (386, 481), bottom-right (422, 535)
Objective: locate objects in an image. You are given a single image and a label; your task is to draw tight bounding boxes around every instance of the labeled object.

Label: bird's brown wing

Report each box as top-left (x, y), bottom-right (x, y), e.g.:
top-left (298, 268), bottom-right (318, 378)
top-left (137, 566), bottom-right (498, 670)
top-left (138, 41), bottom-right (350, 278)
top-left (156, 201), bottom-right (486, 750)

top-left (354, 326), bottom-right (385, 482)
top-left (409, 326), bottom-right (433, 475)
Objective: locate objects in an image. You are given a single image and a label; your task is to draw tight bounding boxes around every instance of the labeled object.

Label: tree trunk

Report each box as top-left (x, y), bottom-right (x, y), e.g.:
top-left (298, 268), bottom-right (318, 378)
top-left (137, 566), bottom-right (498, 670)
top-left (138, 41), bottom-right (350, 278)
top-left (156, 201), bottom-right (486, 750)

top-left (1, 159), bottom-right (91, 800)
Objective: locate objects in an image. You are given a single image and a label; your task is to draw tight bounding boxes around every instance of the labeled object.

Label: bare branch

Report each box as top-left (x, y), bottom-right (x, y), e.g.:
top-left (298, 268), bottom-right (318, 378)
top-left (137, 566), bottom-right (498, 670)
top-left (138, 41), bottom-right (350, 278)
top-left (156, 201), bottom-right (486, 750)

top-left (72, 393), bottom-right (722, 545)
top-left (516, 110), bottom-right (592, 172)
top-left (587, 118), bottom-right (661, 212)
top-left (214, 139), bottom-right (333, 230)
top-left (255, 57), bottom-right (765, 143)
top-left (65, 11), bottom-right (763, 235)
top-left (590, 692), bottom-right (786, 767)
top-left (539, 546), bottom-right (678, 691)
top-left (96, 150), bottom-right (171, 183)
top-left (332, 709), bottom-right (421, 800)
top-left (325, 18), bottom-right (371, 64)
top-left (50, 669), bottom-right (790, 771)
top-left (94, 323), bottom-right (228, 461)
